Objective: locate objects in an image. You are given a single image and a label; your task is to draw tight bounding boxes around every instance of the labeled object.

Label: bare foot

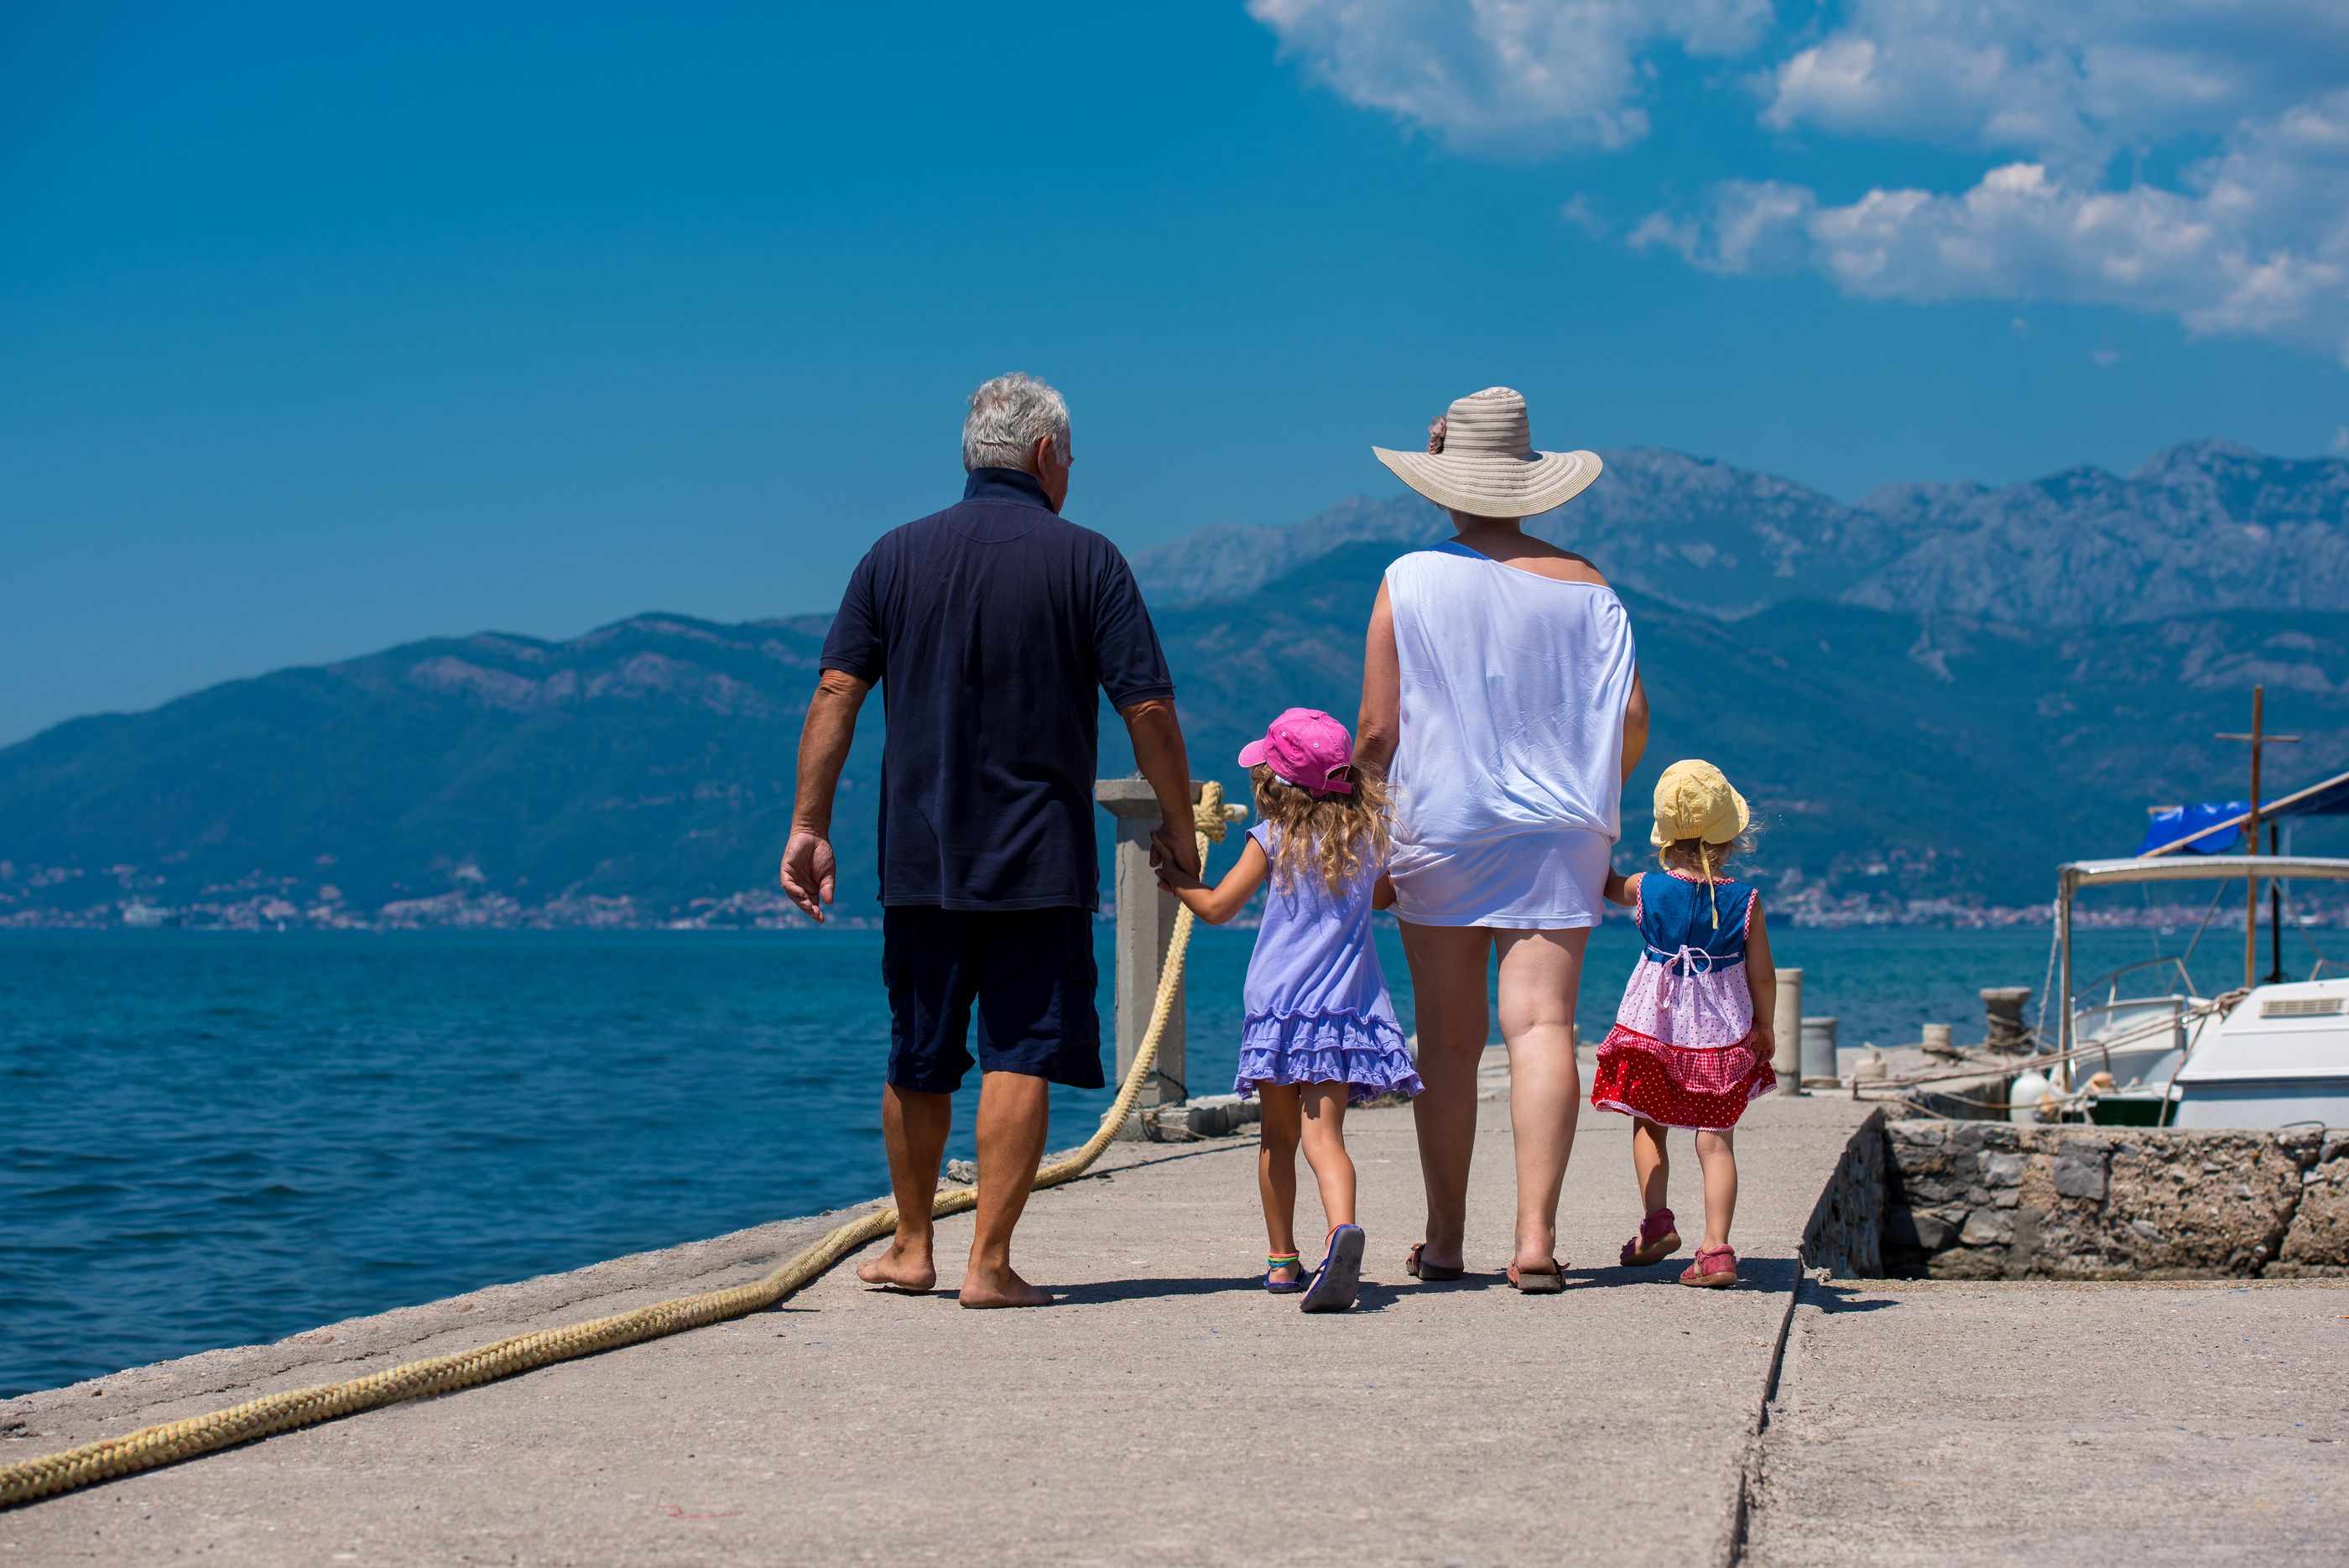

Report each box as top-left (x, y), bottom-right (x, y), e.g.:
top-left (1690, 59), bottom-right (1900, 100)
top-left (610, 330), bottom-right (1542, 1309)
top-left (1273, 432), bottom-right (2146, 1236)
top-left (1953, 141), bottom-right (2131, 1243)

top-left (957, 1262), bottom-right (1054, 1309)
top-left (856, 1240), bottom-right (937, 1293)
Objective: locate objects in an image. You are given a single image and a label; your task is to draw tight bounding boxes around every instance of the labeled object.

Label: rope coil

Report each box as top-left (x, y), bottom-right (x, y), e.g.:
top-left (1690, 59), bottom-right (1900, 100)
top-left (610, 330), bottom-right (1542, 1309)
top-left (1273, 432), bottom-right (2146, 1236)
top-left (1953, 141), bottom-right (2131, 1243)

top-left (0, 784), bottom-right (1244, 1511)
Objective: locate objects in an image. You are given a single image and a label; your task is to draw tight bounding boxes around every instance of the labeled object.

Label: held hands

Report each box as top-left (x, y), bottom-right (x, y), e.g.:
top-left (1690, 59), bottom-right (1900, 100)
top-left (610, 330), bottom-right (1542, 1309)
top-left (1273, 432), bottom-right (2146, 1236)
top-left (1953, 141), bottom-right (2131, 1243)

top-left (778, 830), bottom-right (836, 923)
top-left (1148, 820), bottom-right (1200, 883)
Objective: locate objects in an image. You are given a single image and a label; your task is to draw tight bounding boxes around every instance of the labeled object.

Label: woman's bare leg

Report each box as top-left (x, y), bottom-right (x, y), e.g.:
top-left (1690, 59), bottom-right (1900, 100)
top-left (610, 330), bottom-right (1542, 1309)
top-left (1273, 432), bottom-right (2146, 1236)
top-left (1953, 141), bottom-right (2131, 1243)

top-left (1693, 1128), bottom-right (1737, 1250)
top-left (1493, 928), bottom-right (1590, 1274)
top-left (1297, 1082), bottom-right (1357, 1232)
top-left (1399, 919), bottom-right (1492, 1273)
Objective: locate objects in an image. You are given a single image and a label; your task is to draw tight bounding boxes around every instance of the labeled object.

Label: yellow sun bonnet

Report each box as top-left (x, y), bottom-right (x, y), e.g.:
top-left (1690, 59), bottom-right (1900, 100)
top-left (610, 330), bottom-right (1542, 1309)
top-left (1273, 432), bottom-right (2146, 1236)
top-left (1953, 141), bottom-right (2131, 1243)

top-left (1649, 759), bottom-right (1749, 848)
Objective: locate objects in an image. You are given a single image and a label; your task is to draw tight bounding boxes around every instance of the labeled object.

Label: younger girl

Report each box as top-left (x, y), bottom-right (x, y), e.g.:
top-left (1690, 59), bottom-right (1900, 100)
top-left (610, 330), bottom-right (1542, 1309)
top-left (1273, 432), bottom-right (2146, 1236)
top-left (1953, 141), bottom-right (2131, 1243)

top-left (1161, 706), bottom-right (1421, 1313)
top-left (1588, 759), bottom-right (1777, 1289)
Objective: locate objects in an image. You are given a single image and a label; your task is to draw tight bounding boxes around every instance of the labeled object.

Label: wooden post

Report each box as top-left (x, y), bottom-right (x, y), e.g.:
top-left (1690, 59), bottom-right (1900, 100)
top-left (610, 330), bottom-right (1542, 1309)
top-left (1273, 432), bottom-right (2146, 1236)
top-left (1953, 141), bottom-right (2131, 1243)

top-left (2245, 685), bottom-right (2263, 992)
top-left (2217, 685), bottom-right (2298, 992)
top-left (1095, 778), bottom-right (1204, 1128)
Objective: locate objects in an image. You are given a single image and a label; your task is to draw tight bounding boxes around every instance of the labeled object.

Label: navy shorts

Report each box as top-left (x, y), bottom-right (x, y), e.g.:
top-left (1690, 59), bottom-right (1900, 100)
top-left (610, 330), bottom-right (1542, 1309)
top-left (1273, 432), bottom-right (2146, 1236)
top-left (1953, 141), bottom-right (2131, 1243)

top-left (882, 905), bottom-right (1102, 1095)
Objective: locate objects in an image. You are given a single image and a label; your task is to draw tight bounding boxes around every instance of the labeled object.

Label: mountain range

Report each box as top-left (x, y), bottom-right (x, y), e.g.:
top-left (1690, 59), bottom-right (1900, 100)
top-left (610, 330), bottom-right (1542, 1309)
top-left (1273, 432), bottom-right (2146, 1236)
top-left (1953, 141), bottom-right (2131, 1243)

top-left (4, 440), bottom-right (2346, 928)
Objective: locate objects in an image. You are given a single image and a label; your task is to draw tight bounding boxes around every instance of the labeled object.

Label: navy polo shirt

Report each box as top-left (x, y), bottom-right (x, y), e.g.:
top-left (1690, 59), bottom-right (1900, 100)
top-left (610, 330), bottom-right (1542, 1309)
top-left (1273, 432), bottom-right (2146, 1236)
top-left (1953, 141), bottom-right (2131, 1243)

top-left (820, 467), bottom-right (1175, 910)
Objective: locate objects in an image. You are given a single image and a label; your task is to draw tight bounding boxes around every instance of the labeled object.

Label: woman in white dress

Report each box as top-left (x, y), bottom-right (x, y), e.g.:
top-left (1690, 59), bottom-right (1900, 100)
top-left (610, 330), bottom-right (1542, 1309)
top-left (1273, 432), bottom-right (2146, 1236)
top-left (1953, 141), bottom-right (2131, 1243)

top-left (1355, 388), bottom-right (1649, 1292)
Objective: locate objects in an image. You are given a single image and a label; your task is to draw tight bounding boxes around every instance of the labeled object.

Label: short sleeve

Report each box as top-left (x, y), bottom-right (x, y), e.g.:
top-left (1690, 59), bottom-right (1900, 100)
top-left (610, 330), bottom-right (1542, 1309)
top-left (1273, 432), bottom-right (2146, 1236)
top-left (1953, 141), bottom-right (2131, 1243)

top-left (820, 547), bottom-right (884, 681)
top-left (1247, 820), bottom-right (1274, 857)
top-left (1091, 547), bottom-right (1174, 709)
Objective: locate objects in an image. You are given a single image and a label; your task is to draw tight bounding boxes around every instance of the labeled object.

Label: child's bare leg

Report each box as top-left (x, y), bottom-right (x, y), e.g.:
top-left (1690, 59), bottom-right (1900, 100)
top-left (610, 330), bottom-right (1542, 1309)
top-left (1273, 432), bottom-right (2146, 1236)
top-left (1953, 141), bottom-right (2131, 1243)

top-left (1693, 1128), bottom-right (1737, 1249)
top-left (1257, 1086), bottom-right (1304, 1282)
top-left (1298, 1082), bottom-right (1357, 1232)
top-left (1632, 1117), bottom-right (1670, 1216)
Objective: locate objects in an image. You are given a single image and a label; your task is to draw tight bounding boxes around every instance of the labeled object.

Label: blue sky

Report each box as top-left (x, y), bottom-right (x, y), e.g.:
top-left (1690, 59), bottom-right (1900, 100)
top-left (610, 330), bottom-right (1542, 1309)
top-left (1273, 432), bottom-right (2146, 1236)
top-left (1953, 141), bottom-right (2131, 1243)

top-left (5, 1), bottom-right (2347, 745)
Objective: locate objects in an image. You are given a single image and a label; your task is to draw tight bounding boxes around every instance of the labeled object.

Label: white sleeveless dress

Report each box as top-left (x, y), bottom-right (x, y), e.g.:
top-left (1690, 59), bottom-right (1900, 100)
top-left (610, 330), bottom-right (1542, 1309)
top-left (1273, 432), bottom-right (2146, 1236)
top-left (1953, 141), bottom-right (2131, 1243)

top-left (1383, 542), bottom-right (1638, 929)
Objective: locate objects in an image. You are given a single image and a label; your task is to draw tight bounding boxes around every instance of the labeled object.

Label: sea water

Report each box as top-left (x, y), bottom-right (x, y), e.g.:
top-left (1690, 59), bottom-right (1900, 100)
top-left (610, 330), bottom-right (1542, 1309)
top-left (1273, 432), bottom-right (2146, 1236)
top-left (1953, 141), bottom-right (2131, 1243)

top-left (1, 923), bottom-right (2169, 1396)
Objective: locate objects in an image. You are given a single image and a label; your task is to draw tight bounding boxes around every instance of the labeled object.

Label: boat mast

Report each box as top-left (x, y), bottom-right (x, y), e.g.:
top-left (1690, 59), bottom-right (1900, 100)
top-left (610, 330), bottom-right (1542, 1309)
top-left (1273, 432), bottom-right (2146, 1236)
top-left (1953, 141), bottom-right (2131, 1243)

top-left (2217, 685), bottom-right (2298, 991)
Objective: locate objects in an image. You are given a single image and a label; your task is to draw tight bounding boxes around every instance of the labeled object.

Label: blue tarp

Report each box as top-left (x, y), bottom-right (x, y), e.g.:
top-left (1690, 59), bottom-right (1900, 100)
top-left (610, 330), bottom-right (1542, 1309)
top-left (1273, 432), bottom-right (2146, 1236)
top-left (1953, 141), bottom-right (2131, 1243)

top-left (2138, 801), bottom-right (2247, 856)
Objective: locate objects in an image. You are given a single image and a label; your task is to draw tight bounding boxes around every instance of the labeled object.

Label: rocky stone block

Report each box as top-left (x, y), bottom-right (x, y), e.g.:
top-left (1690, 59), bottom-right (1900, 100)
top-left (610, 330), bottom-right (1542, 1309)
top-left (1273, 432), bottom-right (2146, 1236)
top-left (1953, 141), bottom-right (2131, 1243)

top-left (2276, 1149), bottom-right (2349, 1276)
top-left (2052, 1151), bottom-right (2107, 1201)
top-left (1878, 1120), bottom-right (2341, 1281)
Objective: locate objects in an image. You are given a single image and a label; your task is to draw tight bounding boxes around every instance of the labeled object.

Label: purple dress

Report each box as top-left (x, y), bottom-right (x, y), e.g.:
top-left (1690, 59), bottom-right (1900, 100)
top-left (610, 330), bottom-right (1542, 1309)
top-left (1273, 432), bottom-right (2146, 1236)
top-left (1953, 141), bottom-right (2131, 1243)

top-left (1234, 822), bottom-right (1423, 1104)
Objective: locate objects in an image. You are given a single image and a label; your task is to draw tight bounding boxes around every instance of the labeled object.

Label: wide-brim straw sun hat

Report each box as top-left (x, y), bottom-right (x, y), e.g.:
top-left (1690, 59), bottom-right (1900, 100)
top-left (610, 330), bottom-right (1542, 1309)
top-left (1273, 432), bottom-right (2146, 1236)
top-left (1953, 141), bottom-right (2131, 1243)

top-left (1650, 759), bottom-right (1750, 848)
top-left (1372, 387), bottom-right (1602, 518)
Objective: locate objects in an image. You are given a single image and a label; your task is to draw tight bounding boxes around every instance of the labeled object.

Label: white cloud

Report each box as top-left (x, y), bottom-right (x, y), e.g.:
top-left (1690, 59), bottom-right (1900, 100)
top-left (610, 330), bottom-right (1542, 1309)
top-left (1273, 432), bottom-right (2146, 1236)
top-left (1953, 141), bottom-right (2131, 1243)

top-left (1558, 194), bottom-right (1611, 237)
top-left (2331, 425), bottom-right (2349, 455)
top-left (1248, 0), bottom-right (1773, 151)
top-left (1637, 105), bottom-right (2349, 358)
top-left (1255, 0), bottom-right (2349, 359)
top-left (1761, 1), bottom-right (2349, 169)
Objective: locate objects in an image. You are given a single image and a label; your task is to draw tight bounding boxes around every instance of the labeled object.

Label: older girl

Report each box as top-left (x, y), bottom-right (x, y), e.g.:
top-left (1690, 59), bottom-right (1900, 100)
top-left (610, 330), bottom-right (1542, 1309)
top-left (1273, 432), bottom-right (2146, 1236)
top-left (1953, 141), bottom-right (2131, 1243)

top-left (1161, 707), bottom-right (1420, 1314)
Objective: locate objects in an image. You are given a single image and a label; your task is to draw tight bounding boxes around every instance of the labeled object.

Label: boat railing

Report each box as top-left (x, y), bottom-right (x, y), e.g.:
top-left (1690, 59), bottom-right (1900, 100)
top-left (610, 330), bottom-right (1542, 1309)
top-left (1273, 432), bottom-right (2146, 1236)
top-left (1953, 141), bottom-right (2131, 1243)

top-left (2071, 955), bottom-right (2200, 1014)
top-left (2066, 992), bottom-right (2190, 1086)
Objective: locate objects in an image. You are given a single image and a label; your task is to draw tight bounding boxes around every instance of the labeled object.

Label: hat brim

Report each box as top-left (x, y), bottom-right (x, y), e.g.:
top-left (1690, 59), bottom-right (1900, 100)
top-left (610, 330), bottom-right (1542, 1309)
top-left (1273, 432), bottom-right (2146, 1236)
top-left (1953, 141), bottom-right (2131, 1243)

top-left (1237, 739), bottom-right (1270, 768)
top-left (1648, 786), bottom-right (1752, 848)
top-left (1372, 446), bottom-right (1602, 519)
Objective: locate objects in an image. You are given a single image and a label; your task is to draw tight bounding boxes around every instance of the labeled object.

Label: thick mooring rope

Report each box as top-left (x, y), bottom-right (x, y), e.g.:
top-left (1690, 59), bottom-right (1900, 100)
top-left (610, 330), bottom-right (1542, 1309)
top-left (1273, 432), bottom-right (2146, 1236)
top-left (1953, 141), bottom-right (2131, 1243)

top-left (0, 784), bottom-right (1245, 1510)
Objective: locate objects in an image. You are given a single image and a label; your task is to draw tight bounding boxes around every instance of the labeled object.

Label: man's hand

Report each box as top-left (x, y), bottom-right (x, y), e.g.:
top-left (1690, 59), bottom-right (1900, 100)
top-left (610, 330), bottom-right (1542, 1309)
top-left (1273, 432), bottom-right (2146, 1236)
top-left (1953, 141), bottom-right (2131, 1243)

top-left (1148, 821), bottom-right (1201, 882)
top-left (779, 830), bottom-right (837, 923)
top-left (1154, 850), bottom-right (1206, 893)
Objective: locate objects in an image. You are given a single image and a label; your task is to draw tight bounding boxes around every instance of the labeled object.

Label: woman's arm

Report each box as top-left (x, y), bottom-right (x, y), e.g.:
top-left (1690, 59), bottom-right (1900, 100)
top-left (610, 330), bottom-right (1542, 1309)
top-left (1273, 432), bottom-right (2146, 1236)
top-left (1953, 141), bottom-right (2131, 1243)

top-left (1742, 900), bottom-right (1776, 1061)
top-left (1356, 581), bottom-right (1399, 774)
top-left (1159, 836), bottom-right (1271, 925)
top-left (1622, 666), bottom-right (1649, 779)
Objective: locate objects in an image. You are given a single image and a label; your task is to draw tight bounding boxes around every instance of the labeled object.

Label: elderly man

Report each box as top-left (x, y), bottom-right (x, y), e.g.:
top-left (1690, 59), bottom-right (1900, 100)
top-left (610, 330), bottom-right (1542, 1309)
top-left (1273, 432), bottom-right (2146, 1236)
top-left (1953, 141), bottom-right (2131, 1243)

top-left (780, 372), bottom-right (1197, 1308)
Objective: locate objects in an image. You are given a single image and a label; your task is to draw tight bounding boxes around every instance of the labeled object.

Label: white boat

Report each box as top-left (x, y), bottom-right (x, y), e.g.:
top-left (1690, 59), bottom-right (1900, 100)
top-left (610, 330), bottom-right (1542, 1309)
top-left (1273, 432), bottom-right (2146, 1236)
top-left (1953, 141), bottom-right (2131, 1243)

top-left (2171, 977), bottom-right (2349, 1128)
top-left (2052, 855), bottom-right (2349, 1128)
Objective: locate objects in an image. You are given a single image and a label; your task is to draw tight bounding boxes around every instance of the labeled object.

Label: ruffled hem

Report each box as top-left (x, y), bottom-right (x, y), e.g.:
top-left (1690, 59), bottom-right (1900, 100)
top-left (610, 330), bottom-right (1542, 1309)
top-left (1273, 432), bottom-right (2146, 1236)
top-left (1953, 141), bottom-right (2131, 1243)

top-left (1589, 1024), bottom-right (1773, 1130)
top-left (1235, 1010), bottom-right (1422, 1103)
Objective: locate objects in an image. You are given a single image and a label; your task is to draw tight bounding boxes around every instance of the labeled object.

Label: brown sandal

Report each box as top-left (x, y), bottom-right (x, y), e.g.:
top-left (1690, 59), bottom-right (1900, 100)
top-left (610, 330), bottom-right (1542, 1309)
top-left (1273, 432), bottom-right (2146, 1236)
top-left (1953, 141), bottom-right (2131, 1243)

top-left (1506, 1256), bottom-right (1567, 1294)
top-left (1406, 1242), bottom-right (1465, 1282)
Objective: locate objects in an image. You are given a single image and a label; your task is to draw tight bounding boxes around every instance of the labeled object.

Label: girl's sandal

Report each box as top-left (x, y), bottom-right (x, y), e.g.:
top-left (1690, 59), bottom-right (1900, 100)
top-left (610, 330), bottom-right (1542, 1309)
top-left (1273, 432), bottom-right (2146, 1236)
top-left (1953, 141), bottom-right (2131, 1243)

top-left (1405, 1242), bottom-right (1465, 1283)
top-left (1301, 1225), bottom-right (1365, 1313)
top-left (1619, 1207), bottom-right (1682, 1268)
top-left (1506, 1256), bottom-right (1567, 1294)
top-left (1263, 1253), bottom-right (1306, 1294)
top-left (1680, 1244), bottom-right (1739, 1289)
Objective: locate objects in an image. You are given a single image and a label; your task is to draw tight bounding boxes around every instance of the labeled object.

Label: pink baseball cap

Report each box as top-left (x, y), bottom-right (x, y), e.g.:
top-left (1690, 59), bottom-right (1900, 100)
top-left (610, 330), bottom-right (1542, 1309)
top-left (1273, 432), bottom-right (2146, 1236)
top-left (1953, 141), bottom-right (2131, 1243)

top-left (1237, 707), bottom-right (1355, 795)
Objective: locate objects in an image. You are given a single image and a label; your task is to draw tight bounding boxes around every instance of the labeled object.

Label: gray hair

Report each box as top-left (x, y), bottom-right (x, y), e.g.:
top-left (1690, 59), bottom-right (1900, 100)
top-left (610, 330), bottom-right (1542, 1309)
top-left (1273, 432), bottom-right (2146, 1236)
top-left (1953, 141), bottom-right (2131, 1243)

top-left (961, 372), bottom-right (1070, 473)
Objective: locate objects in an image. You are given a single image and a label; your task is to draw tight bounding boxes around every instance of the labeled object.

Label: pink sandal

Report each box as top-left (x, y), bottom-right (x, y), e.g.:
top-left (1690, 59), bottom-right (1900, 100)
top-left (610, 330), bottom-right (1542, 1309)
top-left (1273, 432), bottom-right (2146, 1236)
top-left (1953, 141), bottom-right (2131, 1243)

top-left (1680, 1244), bottom-right (1738, 1288)
top-left (1619, 1207), bottom-right (1681, 1268)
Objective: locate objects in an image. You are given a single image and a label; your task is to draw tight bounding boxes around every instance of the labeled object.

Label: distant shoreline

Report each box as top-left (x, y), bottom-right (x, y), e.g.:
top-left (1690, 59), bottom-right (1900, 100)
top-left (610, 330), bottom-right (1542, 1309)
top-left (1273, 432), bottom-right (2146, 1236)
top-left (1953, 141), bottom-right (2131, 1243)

top-left (5, 898), bottom-right (2341, 934)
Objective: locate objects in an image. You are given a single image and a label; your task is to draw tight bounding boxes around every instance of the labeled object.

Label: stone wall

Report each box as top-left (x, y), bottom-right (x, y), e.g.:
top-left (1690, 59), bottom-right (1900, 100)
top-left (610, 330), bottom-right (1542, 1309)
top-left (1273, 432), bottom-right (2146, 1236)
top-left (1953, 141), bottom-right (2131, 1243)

top-left (1799, 1110), bottom-right (1887, 1278)
top-left (1880, 1121), bottom-right (2348, 1280)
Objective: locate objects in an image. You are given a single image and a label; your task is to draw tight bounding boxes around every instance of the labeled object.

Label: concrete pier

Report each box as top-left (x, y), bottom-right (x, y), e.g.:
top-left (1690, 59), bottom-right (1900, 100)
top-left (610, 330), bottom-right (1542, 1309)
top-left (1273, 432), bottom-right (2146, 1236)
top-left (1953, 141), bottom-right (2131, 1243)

top-left (6, 1072), bottom-right (2345, 1564)
top-left (4, 1067), bottom-right (1866, 1565)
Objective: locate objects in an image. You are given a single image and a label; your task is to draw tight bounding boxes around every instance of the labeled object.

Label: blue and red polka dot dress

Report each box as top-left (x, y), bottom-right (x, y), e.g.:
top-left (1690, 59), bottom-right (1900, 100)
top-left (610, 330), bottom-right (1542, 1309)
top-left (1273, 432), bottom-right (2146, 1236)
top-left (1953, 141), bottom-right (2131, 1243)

top-left (1589, 869), bottom-right (1774, 1131)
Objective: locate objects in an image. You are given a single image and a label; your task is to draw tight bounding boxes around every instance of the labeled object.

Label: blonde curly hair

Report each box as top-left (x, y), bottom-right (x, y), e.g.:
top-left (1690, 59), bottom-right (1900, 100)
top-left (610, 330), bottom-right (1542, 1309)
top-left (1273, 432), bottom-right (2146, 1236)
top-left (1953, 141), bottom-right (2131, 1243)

top-left (1250, 764), bottom-right (1392, 896)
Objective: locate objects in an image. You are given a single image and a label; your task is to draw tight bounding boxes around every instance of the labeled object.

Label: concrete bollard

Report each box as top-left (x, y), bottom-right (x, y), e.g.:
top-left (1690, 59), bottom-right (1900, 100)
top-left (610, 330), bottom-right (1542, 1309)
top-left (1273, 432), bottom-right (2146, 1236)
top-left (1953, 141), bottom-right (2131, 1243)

top-left (1772, 967), bottom-right (1803, 1093)
top-left (1800, 1016), bottom-right (1838, 1086)
top-left (1096, 777), bottom-right (1210, 1135)
top-left (1980, 987), bottom-right (2033, 1055)
top-left (1921, 1022), bottom-right (1956, 1056)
